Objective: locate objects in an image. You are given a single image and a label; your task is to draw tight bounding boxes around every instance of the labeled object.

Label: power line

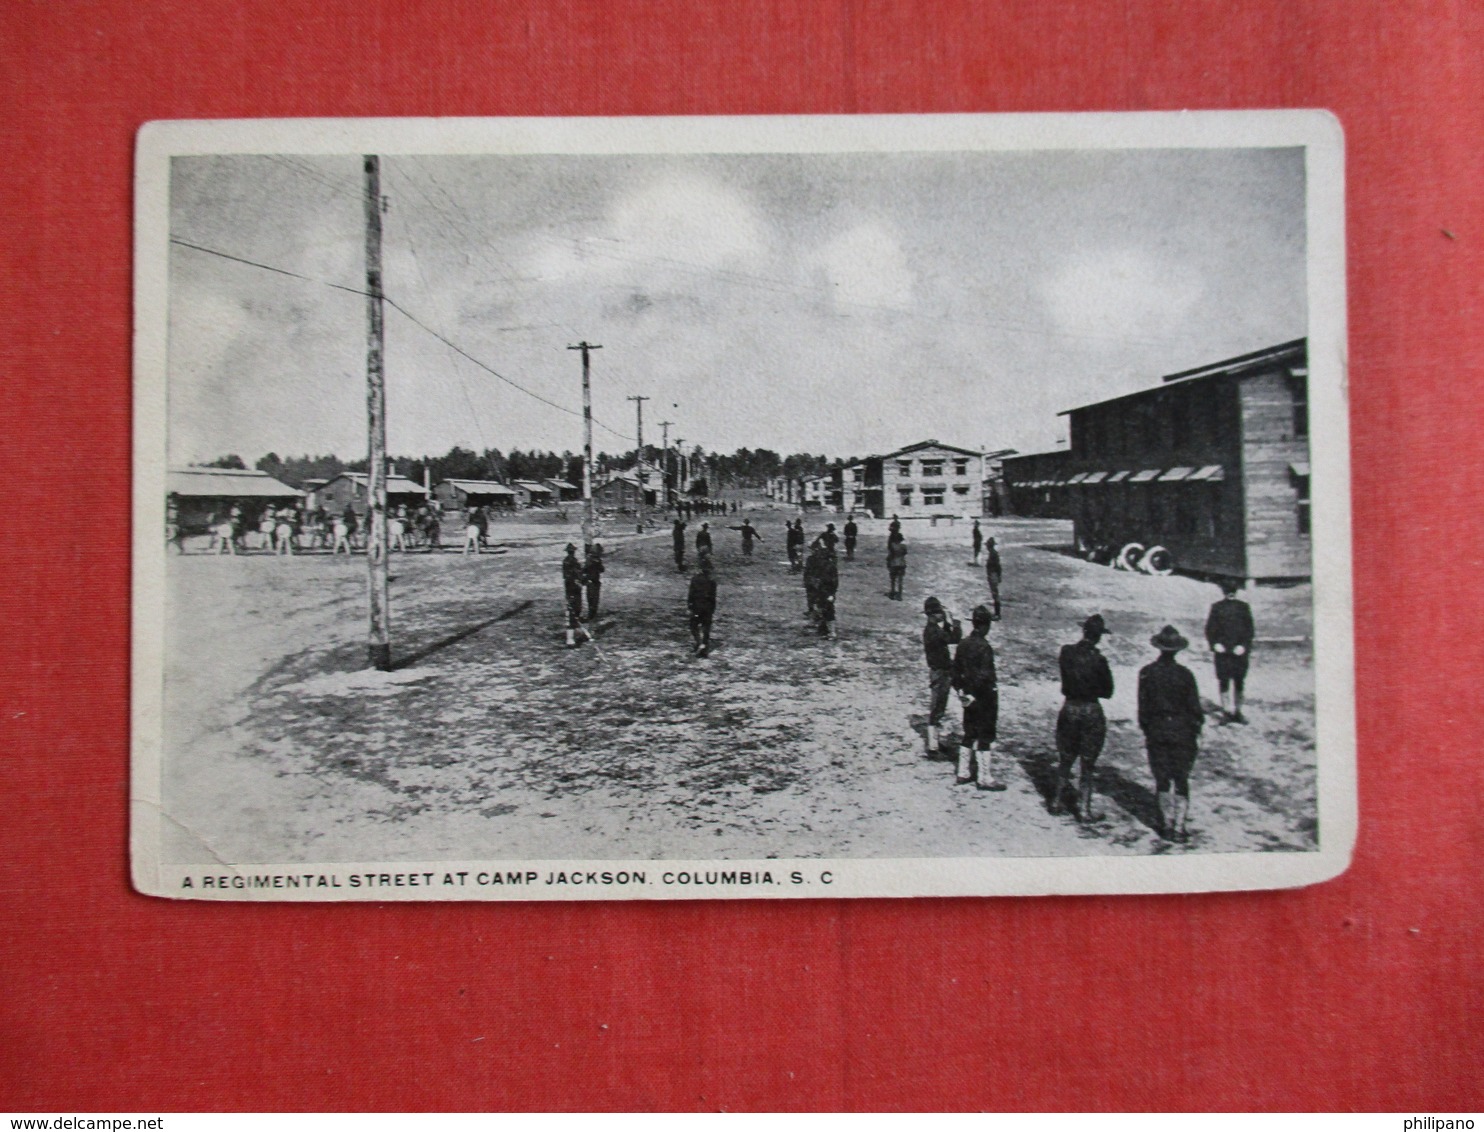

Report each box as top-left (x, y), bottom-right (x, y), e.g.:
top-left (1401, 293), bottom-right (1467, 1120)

top-left (168, 234), bottom-right (636, 442)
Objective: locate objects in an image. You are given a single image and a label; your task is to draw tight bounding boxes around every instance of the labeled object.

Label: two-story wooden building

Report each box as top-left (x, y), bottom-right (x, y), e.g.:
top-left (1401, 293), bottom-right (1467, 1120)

top-left (860, 441), bottom-right (983, 519)
top-left (1059, 338), bottom-right (1310, 581)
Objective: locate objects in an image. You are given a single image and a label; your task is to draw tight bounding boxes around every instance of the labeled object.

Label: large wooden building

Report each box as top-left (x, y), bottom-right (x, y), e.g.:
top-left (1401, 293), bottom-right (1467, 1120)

top-left (166, 466), bottom-right (303, 534)
top-left (1001, 450), bottom-right (1072, 519)
top-left (1059, 338), bottom-right (1310, 581)
top-left (432, 479), bottom-right (517, 511)
top-left (859, 441), bottom-right (983, 519)
top-left (317, 472), bottom-right (429, 517)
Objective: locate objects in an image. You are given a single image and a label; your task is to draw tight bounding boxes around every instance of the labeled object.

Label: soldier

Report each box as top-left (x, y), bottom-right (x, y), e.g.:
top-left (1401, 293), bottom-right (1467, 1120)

top-left (984, 536), bottom-right (1002, 619)
top-left (953, 605), bottom-right (1003, 789)
top-left (687, 556), bottom-right (718, 657)
top-left (1206, 579), bottom-right (1256, 723)
top-left (1138, 625), bottom-right (1205, 841)
top-left (813, 543), bottom-right (839, 639)
top-left (971, 518), bottom-right (983, 565)
top-left (843, 514), bottom-right (858, 561)
top-left (463, 509), bottom-right (482, 555)
top-left (816, 522), bottom-right (839, 553)
top-left (886, 530), bottom-right (908, 600)
top-left (695, 521), bottom-right (712, 559)
top-left (1052, 614), bottom-right (1115, 821)
top-left (888, 513), bottom-right (901, 538)
top-left (672, 517), bottom-right (688, 572)
top-left (561, 543), bottom-right (591, 649)
top-left (802, 541), bottom-right (824, 622)
top-left (921, 596), bottom-right (963, 756)
top-left (786, 519), bottom-right (805, 572)
top-left (733, 518), bottom-right (763, 559)
top-left (584, 542), bottom-right (605, 621)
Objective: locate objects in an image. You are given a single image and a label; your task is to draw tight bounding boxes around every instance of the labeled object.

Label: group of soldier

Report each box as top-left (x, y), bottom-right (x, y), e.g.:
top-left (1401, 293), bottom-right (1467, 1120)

top-left (919, 574), bottom-right (1255, 842)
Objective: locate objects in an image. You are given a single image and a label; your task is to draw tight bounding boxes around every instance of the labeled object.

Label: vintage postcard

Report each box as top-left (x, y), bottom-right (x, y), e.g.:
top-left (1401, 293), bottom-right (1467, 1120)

top-left (132, 112), bottom-right (1353, 899)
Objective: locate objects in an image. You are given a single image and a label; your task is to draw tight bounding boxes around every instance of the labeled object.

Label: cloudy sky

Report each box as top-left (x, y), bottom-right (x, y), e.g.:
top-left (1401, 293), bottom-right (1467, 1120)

top-left (167, 146), bottom-right (1306, 465)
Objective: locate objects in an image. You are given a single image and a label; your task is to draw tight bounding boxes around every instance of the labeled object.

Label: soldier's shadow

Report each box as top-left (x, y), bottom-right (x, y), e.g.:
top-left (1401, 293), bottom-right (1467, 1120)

top-left (1090, 764), bottom-right (1163, 835)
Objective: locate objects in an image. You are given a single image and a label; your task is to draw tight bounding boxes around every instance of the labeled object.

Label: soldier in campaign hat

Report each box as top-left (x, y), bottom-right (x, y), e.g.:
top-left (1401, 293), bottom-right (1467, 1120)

top-left (1138, 625), bottom-right (1205, 840)
top-left (953, 604), bottom-right (1003, 789)
top-left (1052, 614), bottom-right (1115, 821)
top-left (1206, 579), bottom-right (1256, 724)
top-left (920, 596), bottom-right (962, 756)
top-left (560, 543), bottom-right (592, 648)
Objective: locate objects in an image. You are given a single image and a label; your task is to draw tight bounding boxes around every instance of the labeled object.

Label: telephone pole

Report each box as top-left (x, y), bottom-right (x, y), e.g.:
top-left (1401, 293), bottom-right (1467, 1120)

top-left (657, 419), bottom-right (674, 506)
top-left (363, 154), bottom-right (391, 672)
top-left (568, 341), bottom-right (602, 548)
top-left (627, 395), bottom-right (649, 530)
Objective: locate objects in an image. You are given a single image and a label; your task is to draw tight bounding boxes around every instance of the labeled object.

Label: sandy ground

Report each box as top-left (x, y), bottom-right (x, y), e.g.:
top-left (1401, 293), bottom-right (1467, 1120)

top-left (159, 515), bottom-right (1317, 865)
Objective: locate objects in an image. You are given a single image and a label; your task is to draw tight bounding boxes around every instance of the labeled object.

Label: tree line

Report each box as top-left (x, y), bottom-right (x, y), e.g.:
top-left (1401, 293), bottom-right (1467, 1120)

top-left (200, 446), bottom-right (849, 493)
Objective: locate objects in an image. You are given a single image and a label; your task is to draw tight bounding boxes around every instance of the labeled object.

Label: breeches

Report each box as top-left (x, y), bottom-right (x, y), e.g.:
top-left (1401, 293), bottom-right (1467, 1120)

top-left (927, 668), bottom-right (953, 726)
top-left (1057, 701), bottom-right (1107, 768)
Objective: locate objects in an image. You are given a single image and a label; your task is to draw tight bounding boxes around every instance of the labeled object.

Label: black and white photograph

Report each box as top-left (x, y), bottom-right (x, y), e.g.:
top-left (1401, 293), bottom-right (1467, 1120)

top-left (132, 113), bottom-right (1354, 899)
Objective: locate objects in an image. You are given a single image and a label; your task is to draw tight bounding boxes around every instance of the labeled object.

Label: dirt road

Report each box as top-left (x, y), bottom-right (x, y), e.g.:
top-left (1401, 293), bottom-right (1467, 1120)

top-left (160, 515), bottom-right (1316, 864)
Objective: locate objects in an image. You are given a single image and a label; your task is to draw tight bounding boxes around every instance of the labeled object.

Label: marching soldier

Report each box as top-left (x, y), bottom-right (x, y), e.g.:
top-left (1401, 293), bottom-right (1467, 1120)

top-left (672, 517), bottom-right (688, 572)
top-left (1205, 579), bottom-right (1256, 723)
top-left (786, 519), bottom-right (805, 572)
top-left (971, 518), bottom-right (983, 565)
top-left (984, 536), bottom-right (1002, 619)
top-left (561, 543), bottom-right (592, 649)
top-left (687, 556), bottom-right (718, 657)
top-left (843, 514), bottom-right (858, 561)
top-left (921, 596), bottom-right (962, 756)
top-left (953, 604), bottom-right (1003, 789)
top-left (584, 542), bottom-right (605, 620)
top-left (1138, 625), bottom-right (1205, 841)
top-left (1052, 614), bottom-right (1114, 821)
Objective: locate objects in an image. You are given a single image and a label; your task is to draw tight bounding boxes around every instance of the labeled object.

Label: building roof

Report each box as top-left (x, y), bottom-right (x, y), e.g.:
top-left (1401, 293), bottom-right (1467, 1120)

top-left (544, 479), bottom-right (579, 490)
top-left (167, 467), bottom-right (303, 499)
top-left (438, 479), bottom-right (516, 495)
top-left (1059, 338), bottom-right (1307, 416)
top-left (327, 472), bottom-right (429, 494)
top-left (512, 479), bottom-right (553, 492)
top-left (883, 439), bottom-right (984, 459)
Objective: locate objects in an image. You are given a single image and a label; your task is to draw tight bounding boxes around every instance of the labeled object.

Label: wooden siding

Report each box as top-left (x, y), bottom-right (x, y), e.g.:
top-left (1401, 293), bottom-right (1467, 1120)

top-left (1239, 370), bottom-right (1312, 578)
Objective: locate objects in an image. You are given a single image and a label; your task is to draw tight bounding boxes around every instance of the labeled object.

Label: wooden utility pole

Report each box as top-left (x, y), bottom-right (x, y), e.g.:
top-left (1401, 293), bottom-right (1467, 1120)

top-left (627, 394), bottom-right (649, 529)
top-left (657, 419), bottom-right (674, 506)
top-left (364, 154), bottom-right (391, 672)
top-left (674, 439), bottom-right (686, 503)
top-left (568, 341), bottom-right (601, 548)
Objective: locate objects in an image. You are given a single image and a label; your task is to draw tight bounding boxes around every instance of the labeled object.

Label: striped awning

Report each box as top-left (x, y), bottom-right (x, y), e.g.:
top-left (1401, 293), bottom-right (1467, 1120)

top-left (1106, 470), bottom-right (1131, 483)
top-left (1081, 471), bottom-right (1109, 484)
top-left (1160, 467), bottom-right (1196, 481)
top-left (1129, 469), bottom-right (1161, 482)
top-left (1289, 461), bottom-right (1310, 477)
top-left (1188, 465), bottom-right (1225, 482)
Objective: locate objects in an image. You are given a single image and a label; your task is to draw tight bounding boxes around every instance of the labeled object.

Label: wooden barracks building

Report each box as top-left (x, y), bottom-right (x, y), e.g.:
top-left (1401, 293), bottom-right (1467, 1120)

top-left (1058, 338), bottom-right (1311, 582)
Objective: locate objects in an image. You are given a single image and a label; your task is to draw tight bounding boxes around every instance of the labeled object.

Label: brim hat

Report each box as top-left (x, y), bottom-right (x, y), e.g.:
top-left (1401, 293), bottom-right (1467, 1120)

top-left (1082, 614), bottom-right (1108, 635)
top-left (564, 543), bottom-right (577, 552)
top-left (971, 604), bottom-right (993, 625)
top-left (923, 596), bottom-right (944, 615)
top-left (1150, 624), bottom-right (1189, 651)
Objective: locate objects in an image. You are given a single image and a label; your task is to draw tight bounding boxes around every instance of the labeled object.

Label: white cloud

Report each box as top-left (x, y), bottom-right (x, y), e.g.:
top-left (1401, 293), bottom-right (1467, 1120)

top-left (1039, 248), bottom-right (1206, 345)
top-left (812, 220), bottom-right (914, 311)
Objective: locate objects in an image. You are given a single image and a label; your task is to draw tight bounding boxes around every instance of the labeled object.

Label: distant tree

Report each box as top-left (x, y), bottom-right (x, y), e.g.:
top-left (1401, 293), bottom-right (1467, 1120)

top-left (204, 454), bottom-right (247, 469)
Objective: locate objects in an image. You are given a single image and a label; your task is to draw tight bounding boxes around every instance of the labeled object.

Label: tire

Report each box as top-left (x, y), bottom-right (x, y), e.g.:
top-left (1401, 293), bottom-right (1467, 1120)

top-left (1141, 546), bottom-right (1174, 575)
top-left (1117, 542), bottom-right (1144, 571)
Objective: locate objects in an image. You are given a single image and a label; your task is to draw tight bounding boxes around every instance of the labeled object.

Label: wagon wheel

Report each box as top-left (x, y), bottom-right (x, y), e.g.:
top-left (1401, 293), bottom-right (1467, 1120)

top-left (1117, 542), bottom-right (1145, 571)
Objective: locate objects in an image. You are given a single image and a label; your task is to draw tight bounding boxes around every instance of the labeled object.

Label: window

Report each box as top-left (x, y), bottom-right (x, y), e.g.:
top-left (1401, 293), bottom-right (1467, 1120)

top-left (852, 468), bottom-right (863, 482)
top-left (921, 461), bottom-right (944, 477)
top-left (1295, 475), bottom-right (1311, 535)
top-left (1289, 373), bottom-right (1309, 439)
top-left (953, 459), bottom-right (969, 476)
top-left (897, 461), bottom-right (913, 477)
top-left (923, 489), bottom-right (945, 507)
top-left (1170, 392), bottom-right (1191, 450)
top-left (898, 488), bottom-right (914, 506)
top-left (953, 484), bottom-right (970, 495)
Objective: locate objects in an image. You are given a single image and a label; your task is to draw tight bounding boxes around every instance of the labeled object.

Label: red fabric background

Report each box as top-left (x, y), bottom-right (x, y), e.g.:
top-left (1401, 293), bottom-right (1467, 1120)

top-left (2, 0), bottom-right (1480, 1112)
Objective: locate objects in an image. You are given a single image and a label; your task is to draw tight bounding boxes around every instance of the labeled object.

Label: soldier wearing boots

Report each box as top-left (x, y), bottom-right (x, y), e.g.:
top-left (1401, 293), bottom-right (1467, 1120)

top-left (672, 517), bottom-right (687, 572)
top-left (921, 596), bottom-right (962, 756)
top-left (1138, 625), bottom-right (1205, 841)
top-left (695, 521), bottom-right (712, 559)
top-left (971, 519), bottom-right (983, 565)
top-left (953, 605), bottom-right (1003, 789)
top-left (1205, 579), bottom-right (1255, 723)
top-left (984, 537), bottom-right (1002, 619)
top-left (843, 514), bottom-right (858, 560)
top-left (584, 542), bottom-right (605, 620)
top-left (814, 543), bottom-right (839, 639)
top-left (687, 556), bottom-right (718, 657)
top-left (886, 531), bottom-right (908, 600)
top-left (1053, 614), bottom-right (1114, 820)
top-left (786, 519), bottom-right (805, 572)
top-left (561, 543), bottom-right (591, 648)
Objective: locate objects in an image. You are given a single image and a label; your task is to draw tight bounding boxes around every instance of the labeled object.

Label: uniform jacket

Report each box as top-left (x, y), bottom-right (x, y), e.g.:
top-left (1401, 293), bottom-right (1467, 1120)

top-left (786, 525), bottom-right (804, 548)
top-left (687, 572), bottom-right (718, 616)
top-left (985, 547), bottom-right (1002, 580)
top-left (843, 521), bottom-right (858, 540)
top-left (585, 554), bottom-right (604, 581)
top-left (923, 617), bottom-right (963, 670)
top-left (1059, 640), bottom-right (1113, 701)
top-left (672, 523), bottom-right (687, 547)
top-left (887, 540), bottom-right (908, 569)
top-left (1205, 598), bottom-right (1255, 649)
top-left (953, 633), bottom-right (997, 697)
top-left (695, 529), bottom-right (712, 553)
top-left (1137, 657), bottom-right (1204, 743)
top-left (561, 556), bottom-right (586, 590)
